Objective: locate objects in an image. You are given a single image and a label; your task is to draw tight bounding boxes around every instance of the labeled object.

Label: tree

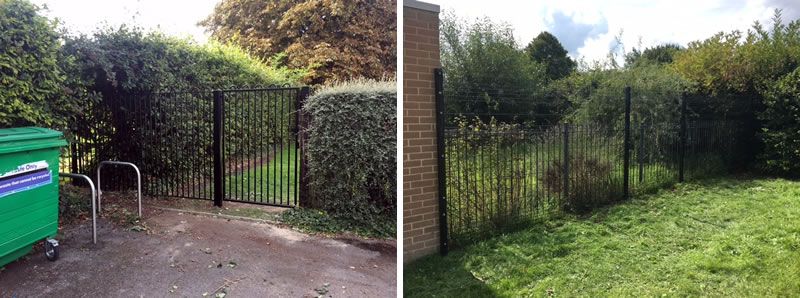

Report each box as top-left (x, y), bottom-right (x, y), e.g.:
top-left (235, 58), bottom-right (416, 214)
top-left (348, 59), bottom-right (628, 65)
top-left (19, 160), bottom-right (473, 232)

top-left (200, 0), bottom-right (396, 85)
top-left (440, 13), bottom-right (551, 125)
top-left (625, 43), bottom-right (683, 68)
top-left (524, 31), bottom-right (576, 81)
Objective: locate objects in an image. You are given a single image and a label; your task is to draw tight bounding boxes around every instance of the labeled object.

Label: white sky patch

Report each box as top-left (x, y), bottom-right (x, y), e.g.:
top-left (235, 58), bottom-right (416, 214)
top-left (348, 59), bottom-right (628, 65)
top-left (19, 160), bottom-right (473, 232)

top-left (428, 0), bottom-right (786, 64)
top-left (31, 0), bottom-right (220, 42)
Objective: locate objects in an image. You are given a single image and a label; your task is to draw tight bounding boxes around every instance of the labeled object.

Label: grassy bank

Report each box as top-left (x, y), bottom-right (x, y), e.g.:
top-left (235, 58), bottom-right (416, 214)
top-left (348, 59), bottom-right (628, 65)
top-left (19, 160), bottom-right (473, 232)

top-left (405, 177), bottom-right (800, 297)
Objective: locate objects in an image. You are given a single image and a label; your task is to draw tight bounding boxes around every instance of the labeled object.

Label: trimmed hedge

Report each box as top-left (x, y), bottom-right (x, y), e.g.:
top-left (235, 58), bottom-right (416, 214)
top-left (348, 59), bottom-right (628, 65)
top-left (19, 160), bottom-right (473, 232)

top-left (303, 79), bottom-right (396, 226)
top-left (0, 0), bottom-right (78, 128)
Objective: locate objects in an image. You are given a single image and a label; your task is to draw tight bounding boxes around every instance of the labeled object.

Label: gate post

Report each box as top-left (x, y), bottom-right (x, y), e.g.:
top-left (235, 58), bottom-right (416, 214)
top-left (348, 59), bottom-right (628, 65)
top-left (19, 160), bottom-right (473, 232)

top-left (623, 86), bottom-right (631, 200)
top-left (296, 87), bottom-right (312, 207)
top-left (679, 92), bottom-right (687, 182)
top-left (434, 68), bottom-right (449, 256)
top-left (213, 90), bottom-right (224, 207)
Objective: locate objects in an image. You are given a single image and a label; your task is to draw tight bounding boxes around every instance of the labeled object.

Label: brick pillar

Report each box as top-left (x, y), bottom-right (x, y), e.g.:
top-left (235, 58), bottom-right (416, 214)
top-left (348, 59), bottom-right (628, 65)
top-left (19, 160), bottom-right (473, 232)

top-left (403, 0), bottom-right (440, 262)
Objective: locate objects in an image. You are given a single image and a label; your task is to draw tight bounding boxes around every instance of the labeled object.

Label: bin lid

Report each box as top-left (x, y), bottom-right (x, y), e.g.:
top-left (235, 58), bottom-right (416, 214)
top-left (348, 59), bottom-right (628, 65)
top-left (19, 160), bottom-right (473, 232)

top-left (0, 127), bottom-right (67, 154)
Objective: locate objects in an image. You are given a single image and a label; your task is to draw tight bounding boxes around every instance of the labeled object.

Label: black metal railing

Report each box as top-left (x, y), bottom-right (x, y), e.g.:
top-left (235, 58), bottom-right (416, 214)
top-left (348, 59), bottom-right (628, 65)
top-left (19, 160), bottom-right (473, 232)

top-left (64, 86), bottom-right (309, 208)
top-left (435, 69), bottom-right (750, 253)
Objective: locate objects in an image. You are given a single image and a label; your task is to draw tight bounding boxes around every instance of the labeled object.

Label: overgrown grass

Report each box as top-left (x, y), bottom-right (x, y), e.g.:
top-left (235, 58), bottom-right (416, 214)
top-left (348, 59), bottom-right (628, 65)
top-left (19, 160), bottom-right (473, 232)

top-left (405, 177), bottom-right (800, 297)
top-left (225, 145), bottom-right (298, 205)
top-left (280, 208), bottom-right (395, 239)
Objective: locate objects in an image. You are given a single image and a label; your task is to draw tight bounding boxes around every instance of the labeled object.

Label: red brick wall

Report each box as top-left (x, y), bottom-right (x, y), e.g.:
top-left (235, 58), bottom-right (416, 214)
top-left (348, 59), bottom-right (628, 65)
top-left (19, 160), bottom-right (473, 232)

top-left (403, 2), bottom-right (440, 262)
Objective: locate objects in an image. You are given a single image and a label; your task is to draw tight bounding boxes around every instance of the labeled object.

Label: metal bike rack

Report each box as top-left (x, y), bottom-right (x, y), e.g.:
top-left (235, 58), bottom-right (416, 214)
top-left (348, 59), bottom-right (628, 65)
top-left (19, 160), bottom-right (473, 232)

top-left (97, 161), bottom-right (142, 217)
top-left (60, 173), bottom-right (97, 244)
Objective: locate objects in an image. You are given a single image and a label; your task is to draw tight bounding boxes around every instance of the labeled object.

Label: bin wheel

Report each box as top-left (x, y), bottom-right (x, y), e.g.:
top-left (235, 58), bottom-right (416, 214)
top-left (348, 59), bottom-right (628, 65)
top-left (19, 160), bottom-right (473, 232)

top-left (44, 239), bottom-right (59, 261)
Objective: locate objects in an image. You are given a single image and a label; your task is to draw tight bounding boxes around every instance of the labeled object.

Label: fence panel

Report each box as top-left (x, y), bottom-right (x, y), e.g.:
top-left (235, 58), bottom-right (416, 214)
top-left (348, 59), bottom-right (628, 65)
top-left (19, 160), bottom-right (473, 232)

top-left (65, 86), bottom-right (308, 207)
top-left (437, 69), bottom-right (748, 249)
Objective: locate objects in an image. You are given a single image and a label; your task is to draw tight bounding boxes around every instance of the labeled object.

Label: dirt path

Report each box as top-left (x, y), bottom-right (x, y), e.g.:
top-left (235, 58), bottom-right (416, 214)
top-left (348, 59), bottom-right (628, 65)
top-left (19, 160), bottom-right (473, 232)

top-left (0, 209), bottom-right (396, 297)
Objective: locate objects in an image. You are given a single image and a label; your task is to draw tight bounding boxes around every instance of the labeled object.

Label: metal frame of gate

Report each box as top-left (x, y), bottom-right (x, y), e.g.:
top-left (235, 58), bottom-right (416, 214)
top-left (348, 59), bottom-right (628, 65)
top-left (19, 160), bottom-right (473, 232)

top-left (67, 86), bottom-right (310, 209)
top-left (212, 86), bottom-right (311, 208)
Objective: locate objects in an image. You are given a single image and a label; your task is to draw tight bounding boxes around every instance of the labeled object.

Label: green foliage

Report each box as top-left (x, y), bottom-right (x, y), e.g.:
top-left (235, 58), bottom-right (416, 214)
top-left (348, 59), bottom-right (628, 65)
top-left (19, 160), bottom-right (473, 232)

top-left (0, 0), bottom-right (82, 129)
top-left (61, 26), bottom-right (302, 94)
top-left (201, 0), bottom-right (396, 85)
top-left (303, 79), bottom-right (396, 226)
top-left (559, 64), bottom-right (688, 128)
top-left (758, 67), bottom-right (800, 176)
top-left (59, 26), bottom-right (303, 186)
top-left (671, 10), bottom-right (800, 172)
top-left (280, 208), bottom-right (395, 238)
top-left (440, 12), bottom-right (552, 125)
top-left (524, 31), bottom-right (576, 81)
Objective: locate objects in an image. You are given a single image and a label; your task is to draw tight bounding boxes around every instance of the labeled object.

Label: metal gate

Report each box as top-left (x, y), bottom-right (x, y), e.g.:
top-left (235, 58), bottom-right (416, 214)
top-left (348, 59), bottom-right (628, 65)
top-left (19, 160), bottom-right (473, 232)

top-left (213, 87), bottom-right (309, 207)
top-left (67, 86), bottom-right (310, 208)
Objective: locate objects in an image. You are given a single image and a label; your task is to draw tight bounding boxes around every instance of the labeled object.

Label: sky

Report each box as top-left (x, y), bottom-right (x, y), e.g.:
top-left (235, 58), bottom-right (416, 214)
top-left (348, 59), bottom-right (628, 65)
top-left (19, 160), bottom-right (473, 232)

top-left (427, 0), bottom-right (799, 64)
top-left (31, 0), bottom-right (220, 43)
top-left (28, 0), bottom-right (800, 63)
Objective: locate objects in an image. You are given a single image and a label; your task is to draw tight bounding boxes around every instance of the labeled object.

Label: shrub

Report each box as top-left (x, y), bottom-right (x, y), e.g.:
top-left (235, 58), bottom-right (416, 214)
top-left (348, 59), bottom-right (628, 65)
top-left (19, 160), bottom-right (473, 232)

top-left (303, 79), bottom-right (396, 227)
top-left (758, 66), bottom-right (800, 176)
top-left (0, 0), bottom-right (85, 129)
top-left (559, 64), bottom-right (687, 129)
top-left (541, 154), bottom-right (618, 213)
top-left (59, 26), bottom-right (304, 187)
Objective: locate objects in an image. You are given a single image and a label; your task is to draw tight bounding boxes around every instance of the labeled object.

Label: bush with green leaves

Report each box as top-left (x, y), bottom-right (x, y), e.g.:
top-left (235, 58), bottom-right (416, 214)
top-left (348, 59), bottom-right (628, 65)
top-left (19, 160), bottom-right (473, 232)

top-left (303, 79), bottom-right (396, 227)
top-left (0, 0), bottom-right (85, 129)
top-left (440, 12), bottom-right (553, 125)
top-left (758, 67), bottom-right (800, 176)
top-left (60, 26), bottom-right (304, 186)
top-left (559, 64), bottom-right (687, 128)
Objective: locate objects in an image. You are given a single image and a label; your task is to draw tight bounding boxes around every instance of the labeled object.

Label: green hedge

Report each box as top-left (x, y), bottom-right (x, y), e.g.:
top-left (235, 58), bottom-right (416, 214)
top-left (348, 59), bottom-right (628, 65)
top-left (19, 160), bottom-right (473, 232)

top-left (0, 0), bottom-right (80, 128)
top-left (61, 27), bottom-right (304, 178)
top-left (303, 79), bottom-right (396, 225)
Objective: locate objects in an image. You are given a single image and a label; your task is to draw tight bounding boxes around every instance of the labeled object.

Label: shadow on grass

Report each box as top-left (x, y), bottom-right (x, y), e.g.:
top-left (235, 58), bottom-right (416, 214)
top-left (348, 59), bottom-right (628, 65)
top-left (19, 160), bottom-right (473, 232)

top-left (404, 252), bottom-right (497, 298)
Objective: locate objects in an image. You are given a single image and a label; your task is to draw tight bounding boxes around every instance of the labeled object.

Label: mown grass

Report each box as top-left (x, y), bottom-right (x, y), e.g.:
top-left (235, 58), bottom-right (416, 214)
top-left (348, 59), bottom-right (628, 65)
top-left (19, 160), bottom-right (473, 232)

top-left (225, 145), bottom-right (298, 205)
top-left (405, 177), bottom-right (800, 297)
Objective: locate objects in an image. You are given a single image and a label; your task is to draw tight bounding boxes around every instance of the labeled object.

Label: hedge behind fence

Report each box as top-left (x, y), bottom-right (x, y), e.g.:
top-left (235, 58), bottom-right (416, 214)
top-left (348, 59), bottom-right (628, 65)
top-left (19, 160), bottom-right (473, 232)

top-left (304, 79), bottom-right (396, 224)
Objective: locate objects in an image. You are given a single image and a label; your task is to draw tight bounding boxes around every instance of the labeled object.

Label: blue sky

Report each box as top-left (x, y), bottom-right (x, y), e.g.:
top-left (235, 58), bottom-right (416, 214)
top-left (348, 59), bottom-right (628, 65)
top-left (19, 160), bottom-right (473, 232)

top-left (427, 0), bottom-right (798, 64)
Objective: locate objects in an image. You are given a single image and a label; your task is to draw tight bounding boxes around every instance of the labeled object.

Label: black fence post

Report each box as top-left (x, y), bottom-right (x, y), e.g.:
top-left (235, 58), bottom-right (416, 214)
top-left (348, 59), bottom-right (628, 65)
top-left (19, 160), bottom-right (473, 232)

top-left (296, 87), bottom-right (311, 207)
top-left (679, 93), bottom-right (687, 182)
top-left (563, 124), bottom-right (570, 201)
top-left (434, 68), bottom-right (449, 256)
top-left (623, 86), bottom-right (631, 200)
top-left (213, 90), bottom-right (224, 207)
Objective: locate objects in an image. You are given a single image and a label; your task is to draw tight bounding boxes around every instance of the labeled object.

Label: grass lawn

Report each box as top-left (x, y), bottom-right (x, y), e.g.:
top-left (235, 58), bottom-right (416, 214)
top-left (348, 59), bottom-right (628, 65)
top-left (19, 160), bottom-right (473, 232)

top-left (225, 144), bottom-right (298, 205)
top-left (405, 176), bottom-right (800, 297)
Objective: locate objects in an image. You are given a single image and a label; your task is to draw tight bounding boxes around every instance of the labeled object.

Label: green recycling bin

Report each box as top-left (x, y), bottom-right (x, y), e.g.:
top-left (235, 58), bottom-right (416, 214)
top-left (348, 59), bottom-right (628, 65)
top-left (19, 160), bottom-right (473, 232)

top-left (0, 127), bottom-right (67, 267)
